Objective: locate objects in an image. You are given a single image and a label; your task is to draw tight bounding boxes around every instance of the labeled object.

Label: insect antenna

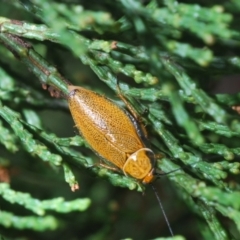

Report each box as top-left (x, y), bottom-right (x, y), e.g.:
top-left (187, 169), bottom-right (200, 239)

top-left (150, 183), bottom-right (174, 237)
top-left (155, 166), bottom-right (183, 178)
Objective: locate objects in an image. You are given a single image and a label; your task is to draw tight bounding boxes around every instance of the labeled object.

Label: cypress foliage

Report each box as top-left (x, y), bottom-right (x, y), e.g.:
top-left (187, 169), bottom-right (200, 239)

top-left (0, 1), bottom-right (240, 239)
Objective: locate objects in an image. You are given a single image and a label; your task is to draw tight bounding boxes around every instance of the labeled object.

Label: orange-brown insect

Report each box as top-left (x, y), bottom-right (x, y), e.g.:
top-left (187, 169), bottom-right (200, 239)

top-left (68, 85), bottom-right (156, 184)
top-left (68, 85), bottom-right (174, 236)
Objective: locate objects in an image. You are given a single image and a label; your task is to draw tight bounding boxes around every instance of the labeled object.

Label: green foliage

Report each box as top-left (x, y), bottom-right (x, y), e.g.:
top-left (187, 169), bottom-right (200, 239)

top-left (0, 0), bottom-right (240, 239)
